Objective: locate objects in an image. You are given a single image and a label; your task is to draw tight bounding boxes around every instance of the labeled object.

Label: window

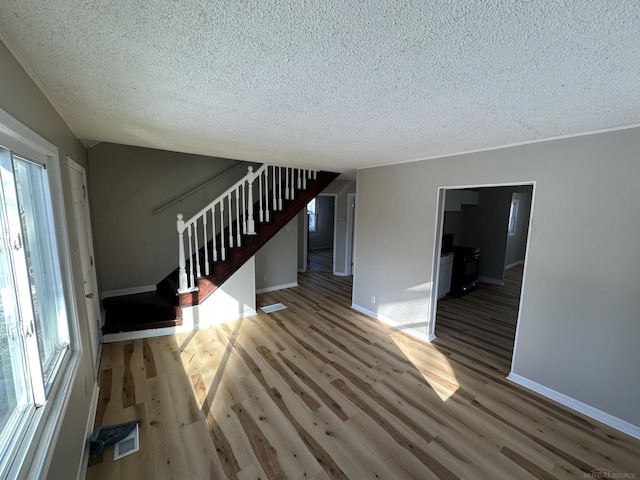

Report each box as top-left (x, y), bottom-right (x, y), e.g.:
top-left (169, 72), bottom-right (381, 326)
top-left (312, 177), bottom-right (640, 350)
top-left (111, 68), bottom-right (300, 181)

top-left (307, 199), bottom-right (317, 232)
top-left (0, 109), bottom-right (77, 479)
top-left (508, 198), bottom-right (520, 236)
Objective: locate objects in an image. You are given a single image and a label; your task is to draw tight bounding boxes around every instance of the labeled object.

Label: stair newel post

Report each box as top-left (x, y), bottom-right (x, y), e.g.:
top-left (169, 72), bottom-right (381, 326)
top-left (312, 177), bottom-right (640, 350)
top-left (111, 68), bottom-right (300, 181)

top-left (235, 187), bottom-right (241, 246)
top-left (203, 213), bottom-right (209, 276)
top-left (227, 194), bottom-right (234, 248)
top-left (211, 206), bottom-right (218, 262)
top-left (220, 200), bottom-right (226, 261)
top-left (177, 214), bottom-right (189, 293)
top-left (247, 166), bottom-right (256, 234)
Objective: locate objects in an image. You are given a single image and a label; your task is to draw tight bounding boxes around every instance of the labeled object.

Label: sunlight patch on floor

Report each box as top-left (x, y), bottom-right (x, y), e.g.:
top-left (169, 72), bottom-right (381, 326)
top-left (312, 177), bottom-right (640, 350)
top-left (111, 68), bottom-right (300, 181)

top-left (391, 332), bottom-right (459, 401)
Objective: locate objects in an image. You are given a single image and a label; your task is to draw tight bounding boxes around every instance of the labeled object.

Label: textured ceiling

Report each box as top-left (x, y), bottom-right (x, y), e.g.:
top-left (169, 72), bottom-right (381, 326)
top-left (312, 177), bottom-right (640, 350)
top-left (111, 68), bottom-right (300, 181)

top-left (0, 1), bottom-right (639, 173)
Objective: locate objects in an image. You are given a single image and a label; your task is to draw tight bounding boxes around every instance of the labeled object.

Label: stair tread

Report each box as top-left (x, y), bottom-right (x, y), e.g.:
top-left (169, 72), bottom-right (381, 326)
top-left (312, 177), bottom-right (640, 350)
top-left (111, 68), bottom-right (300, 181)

top-left (104, 291), bottom-right (177, 307)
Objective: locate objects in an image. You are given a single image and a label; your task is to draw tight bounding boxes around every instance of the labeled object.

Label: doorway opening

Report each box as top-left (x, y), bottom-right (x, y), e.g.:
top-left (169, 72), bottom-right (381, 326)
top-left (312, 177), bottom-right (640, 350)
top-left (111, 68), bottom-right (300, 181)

top-left (430, 183), bottom-right (534, 375)
top-left (304, 194), bottom-right (337, 274)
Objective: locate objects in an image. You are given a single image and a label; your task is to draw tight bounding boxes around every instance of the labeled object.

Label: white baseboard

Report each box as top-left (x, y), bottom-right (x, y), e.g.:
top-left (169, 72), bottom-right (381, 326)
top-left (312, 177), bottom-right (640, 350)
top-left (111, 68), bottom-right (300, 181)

top-left (351, 304), bottom-right (435, 343)
top-left (256, 282), bottom-right (298, 294)
top-left (102, 308), bottom-right (259, 343)
top-left (333, 271), bottom-right (348, 277)
top-left (102, 285), bottom-right (156, 299)
top-left (507, 373), bottom-right (640, 440)
top-left (505, 260), bottom-right (524, 270)
top-left (76, 382), bottom-right (100, 480)
top-left (478, 276), bottom-right (504, 286)
top-left (297, 267), bottom-right (307, 273)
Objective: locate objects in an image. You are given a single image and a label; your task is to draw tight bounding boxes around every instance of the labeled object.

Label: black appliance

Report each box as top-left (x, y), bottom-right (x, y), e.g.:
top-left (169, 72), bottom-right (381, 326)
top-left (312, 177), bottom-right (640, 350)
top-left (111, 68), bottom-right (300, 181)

top-left (442, 234), bottom-right (480, 296)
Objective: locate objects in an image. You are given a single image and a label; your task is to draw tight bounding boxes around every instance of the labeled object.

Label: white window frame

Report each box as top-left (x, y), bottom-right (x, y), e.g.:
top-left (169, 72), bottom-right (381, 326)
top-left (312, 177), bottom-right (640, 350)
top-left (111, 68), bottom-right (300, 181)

top-left (0, 107), bottom-right (81, 480)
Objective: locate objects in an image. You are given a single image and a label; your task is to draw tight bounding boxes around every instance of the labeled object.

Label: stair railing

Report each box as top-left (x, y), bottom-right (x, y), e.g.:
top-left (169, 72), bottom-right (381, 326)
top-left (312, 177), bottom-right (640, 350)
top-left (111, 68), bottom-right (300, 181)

top-left (176, 164), bottom-right (317, 293)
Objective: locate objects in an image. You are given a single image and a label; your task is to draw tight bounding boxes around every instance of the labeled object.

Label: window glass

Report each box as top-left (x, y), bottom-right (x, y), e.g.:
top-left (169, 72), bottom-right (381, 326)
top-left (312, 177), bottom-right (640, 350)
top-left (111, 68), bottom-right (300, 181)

top-left (12, 156), bottom-right (69, 388)
top-left (307, 199), bottom-right (317, 232)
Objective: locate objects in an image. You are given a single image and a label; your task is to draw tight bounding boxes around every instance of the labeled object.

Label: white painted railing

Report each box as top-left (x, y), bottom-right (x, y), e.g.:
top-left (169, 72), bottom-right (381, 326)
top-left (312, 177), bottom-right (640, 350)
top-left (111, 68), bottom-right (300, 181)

top-left (176, 165), bottom-right (318, 293)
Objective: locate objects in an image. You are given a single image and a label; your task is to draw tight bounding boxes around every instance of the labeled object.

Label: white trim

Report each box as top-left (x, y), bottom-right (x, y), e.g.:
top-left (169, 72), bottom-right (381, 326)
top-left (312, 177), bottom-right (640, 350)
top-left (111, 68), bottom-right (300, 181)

top-left (256, 282), bottom-right (299, 294)
top-left (507, 373), bottom-right (640, 440)
top-left (102, 309), bottom-right (259, 343)
top-left (101, 285), bottom-right (156, 299)
top-left (478, 276), bottom-right (504, 286)
top-left (357, 123), bottom-right (640, 172)
top-left (14, 352), bottom-right (81, 479)
top-left (0, 109), bottom-right (57, 164)
top-left (351, 304), bottom-right (435, 343)
top-left (314, 193), bottom-right (339, 275)
top-left (0, 106), bottom-right (85, 480)
top-left (76, 383), bottom-right (100, 480)
top-left (333, 271), bottom-right (348, 277)
top-left (297, 267), bottom-right (307, 273)
top-left (504, 260), bottom-right (524, 270)
top-left (346, 193), bottom-right (356, 276)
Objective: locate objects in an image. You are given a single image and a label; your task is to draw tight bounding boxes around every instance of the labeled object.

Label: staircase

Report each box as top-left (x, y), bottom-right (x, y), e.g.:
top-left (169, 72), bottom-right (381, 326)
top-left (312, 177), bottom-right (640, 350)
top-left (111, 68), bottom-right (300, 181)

top-left (103, 165), bottom-right (339, 334)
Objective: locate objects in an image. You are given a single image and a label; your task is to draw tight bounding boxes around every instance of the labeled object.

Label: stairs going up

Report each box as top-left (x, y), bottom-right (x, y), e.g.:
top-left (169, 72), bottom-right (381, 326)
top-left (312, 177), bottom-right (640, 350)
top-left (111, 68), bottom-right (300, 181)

top-left (102, 168), bottom-right (339, 334)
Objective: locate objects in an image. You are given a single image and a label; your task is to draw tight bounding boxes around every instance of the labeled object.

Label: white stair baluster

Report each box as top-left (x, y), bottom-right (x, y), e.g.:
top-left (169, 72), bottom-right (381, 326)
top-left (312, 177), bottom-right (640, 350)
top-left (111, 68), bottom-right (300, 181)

top-left (258, 169), bottom-right (264, 222)
top-left (177, 214), bottom-right (188, 292)
top-left (278, 166), bottom-right (283, 210)
top-left (241, 183), bottom-right (247, 234)
top-left (203, 213), bottom-right (209, 275)
top-left (297, 169), bottom-right (301, 189)
top-left (264, 168), bottom-right (270, 221)
top-left (312, 170), bottom-right (317, 180)
top-left (220, 200), bottom-right (226, 261)
top-left (272, 165), bottom-right (277, 211)
top-left (247, 167), bottom-right (256, 234)
top-left (235, 187), bottom-right (241, 246)
top-left (193, 219), bottom-right (201, 278)
top-left (187, 223), bottom-right (195, 287)
top-left (212, 205), bottom-right (218, 262)
top-left (285, 167), bottom-right (290, 200)
top-left (228, 194), bottom-right (234, 248)
top-left (303, 169), bottom-right (308, 190)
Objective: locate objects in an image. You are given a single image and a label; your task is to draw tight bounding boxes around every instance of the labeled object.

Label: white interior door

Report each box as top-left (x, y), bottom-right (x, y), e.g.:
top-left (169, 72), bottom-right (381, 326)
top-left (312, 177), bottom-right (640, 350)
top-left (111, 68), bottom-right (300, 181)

top-left (68, 158), bottom-right (101, 375)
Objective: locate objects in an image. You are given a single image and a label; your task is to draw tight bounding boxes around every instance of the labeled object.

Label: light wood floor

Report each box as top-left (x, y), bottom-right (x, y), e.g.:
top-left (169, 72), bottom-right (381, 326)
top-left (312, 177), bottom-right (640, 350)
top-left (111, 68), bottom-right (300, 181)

top-left (87, 268), bottom-right (640, 479)
top-left (307, 248), bottom-right (333, 273)
top-left (435, 265), bottom-right (524, 375)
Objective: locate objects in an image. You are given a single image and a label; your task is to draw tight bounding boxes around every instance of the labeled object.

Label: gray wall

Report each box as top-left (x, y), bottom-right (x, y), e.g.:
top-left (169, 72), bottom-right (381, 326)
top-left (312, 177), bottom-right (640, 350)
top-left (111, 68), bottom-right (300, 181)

top-left (309, 195), bottom-right (335, 250)
top-left (353, 127), bottom-right (640, 428)
top-left (88, 142), bottom-right (253, 292)
top-left (297, 210), bottom-right (308, 272)
top-left (0, 40), bottom-right (96, 479)
top-left (255, 217), bottom-right (298, 292)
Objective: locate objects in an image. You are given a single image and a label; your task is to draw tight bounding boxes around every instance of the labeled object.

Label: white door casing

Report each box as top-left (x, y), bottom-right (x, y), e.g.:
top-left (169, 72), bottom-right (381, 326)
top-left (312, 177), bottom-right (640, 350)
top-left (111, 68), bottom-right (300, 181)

top-left (68, 158), bottom-right (101, 375)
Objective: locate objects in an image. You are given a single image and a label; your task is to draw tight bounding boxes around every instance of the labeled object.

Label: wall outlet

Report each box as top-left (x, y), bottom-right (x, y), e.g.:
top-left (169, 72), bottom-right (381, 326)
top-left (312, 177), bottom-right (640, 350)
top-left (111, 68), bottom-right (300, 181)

top-left (263, 274), bottom-right (268, 282)
top-left (370, 295), bottom-right (376, 304)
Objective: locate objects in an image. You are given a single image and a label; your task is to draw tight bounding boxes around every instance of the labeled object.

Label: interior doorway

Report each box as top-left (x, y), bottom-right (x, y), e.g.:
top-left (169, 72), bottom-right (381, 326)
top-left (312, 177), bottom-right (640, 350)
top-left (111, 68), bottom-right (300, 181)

top-left (305, 193), bottom-right (337, 274)
top-left (430, 183), bottom-right (534, 374)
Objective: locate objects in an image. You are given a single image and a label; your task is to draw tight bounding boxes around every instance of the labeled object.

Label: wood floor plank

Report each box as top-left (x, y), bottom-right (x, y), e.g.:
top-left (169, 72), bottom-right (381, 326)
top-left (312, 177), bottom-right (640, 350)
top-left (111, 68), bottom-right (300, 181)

top-left (87, 261), bottom-right (640, 480)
